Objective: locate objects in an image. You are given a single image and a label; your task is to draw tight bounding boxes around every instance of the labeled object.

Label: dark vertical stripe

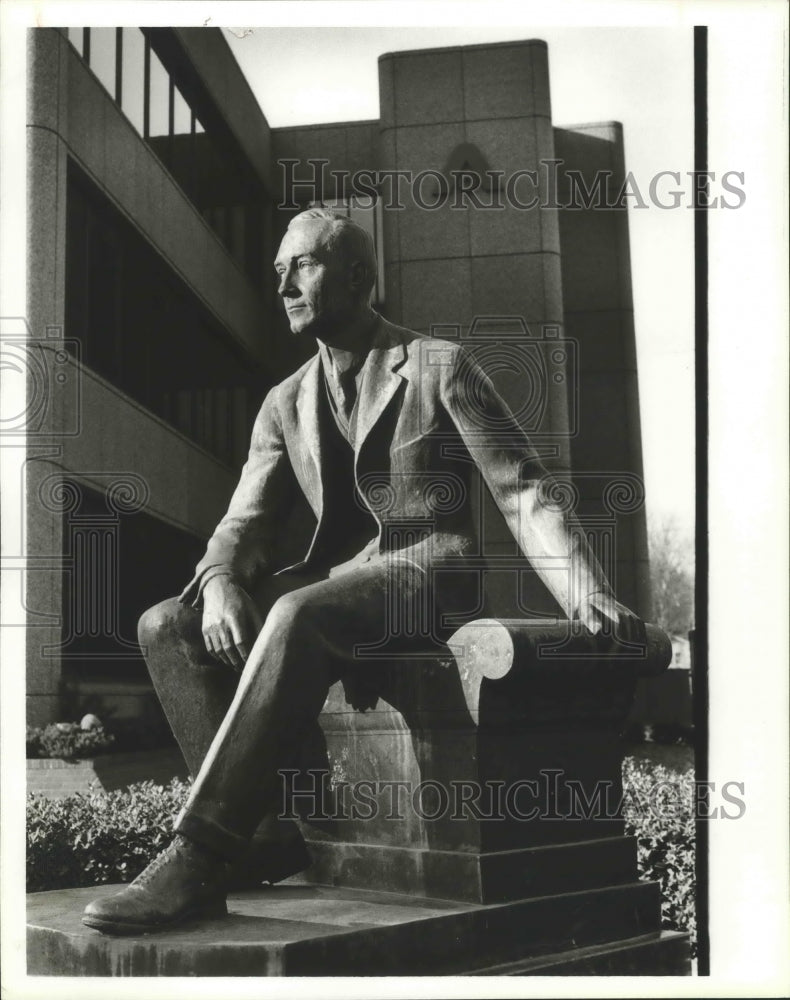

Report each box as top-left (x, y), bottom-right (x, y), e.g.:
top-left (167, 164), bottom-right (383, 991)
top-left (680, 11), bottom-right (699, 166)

top-left (73, 529), bottom-right (83, 638)
top-left (115, 27), bottom-right (123, 104)
top-left (83, 27), bottom-right (90, 64)
top-left (143, 38), bottom-right (150, 139)
top-left (104, 530), bottom-right (116, 632)
top-left (89, 530), bottom-right (99, 636)
top-left (693, 23), bottom-right (710, 978)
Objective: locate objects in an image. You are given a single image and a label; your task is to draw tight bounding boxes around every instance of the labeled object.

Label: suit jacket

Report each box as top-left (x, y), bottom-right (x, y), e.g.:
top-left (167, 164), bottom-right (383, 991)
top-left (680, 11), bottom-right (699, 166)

top-left (181, 316), bottom-right (553, 610)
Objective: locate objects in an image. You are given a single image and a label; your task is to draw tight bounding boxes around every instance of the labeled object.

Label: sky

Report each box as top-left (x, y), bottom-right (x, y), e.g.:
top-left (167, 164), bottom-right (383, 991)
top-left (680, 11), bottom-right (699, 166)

top-left (224, 26), bottom-right (696, 536)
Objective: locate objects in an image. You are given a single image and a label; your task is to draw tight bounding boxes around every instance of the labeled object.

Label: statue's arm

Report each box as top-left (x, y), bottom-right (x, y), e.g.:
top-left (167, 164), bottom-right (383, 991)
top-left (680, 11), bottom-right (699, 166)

top-left (441, 348), bottom-right (638, 635)
top-left (179, 384), bottom-right (296, 609)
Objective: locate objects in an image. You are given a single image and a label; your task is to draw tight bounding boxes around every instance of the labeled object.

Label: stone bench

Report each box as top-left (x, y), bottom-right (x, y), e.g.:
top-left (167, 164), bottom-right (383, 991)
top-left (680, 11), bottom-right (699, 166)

top-left (291, 620), bottom-right (674, 904)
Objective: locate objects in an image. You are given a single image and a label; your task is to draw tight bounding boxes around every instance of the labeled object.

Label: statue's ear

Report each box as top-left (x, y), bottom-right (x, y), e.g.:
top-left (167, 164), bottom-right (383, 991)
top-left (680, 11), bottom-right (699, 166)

top-left (349, 260), bottom-right (367, 292)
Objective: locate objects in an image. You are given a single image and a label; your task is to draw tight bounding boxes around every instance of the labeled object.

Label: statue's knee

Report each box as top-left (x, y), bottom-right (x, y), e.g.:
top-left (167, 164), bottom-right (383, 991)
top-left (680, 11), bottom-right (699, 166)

top-left (266, 589), bottom-right (316, 638)
top-left (137, 598), bottom-right (194, 652)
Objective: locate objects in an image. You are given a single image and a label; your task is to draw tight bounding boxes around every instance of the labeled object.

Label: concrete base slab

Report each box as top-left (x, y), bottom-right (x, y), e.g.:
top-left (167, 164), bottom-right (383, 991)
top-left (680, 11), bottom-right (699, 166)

top-left (26, 878), bottom-right (688, 976)
top-left (472, 930), bottom-right (691, 975)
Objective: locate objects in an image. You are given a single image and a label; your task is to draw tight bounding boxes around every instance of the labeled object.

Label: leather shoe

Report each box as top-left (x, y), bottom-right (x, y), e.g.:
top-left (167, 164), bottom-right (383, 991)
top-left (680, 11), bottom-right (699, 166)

top-left (82, 834), bottom-right (230, 936)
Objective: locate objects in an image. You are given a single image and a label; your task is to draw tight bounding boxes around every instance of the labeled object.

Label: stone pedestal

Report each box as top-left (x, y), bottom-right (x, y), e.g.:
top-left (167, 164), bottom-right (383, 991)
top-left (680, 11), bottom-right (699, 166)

top-left (295, 621), bottom-right (671, 905)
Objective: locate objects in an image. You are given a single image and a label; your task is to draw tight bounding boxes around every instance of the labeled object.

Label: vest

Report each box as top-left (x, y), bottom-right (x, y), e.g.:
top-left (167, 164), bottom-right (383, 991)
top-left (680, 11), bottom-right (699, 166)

top-left (310, 371), bottom-right (379, 567)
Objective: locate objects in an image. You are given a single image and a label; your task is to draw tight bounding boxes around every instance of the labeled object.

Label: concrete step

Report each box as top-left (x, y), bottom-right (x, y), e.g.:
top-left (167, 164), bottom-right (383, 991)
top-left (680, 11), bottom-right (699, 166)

top-left (27, 878), bottom-right (672, 976)
top-left (470, 930), bottom-right (691, 975)
top-left (302, 834), bottom-right (639, 904)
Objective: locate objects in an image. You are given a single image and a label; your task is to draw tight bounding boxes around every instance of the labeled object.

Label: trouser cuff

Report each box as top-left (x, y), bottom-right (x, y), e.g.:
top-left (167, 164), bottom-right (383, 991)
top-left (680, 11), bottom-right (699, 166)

top-left (175, 807), bottom-right (249, 861)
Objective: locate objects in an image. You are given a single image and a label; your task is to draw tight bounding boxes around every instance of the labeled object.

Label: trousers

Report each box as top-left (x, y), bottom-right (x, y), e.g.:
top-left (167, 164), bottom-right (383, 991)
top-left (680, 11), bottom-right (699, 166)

top-left (137, 553), bottom-right (445, 860)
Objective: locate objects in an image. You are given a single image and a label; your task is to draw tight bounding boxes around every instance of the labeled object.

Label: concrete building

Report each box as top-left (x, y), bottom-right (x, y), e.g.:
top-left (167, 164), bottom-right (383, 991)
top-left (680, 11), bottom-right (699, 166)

top-left (24, 28), bottom-right (649, 730)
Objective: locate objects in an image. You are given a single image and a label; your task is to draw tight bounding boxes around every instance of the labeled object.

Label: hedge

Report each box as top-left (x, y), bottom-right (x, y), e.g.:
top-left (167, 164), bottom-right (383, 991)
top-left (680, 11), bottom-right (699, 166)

top-left (26, 779), bottom-right (189, 892)
top-left (622, 755), bottom-right (697, 956)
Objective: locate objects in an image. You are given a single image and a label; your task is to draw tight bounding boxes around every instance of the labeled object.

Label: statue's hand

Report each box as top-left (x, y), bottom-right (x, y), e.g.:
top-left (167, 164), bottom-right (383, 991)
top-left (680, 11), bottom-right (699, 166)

top-left (575, 591), bottom-right (644, 645)
top-left (201, 575), bottom-right (264, 671)
top-left (341, 671), bottom-right (379, 712)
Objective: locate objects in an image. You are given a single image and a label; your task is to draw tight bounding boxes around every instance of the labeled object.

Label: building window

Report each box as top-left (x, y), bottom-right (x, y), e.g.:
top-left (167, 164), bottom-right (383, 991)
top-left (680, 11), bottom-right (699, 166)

top-left (64, 27), bottom-right (267, 285)
top-left (173, 84), bottom-right (191, 136)
top-left (67, 27), bottom-right (85, 58)
top-left (309, 198), bottom-right (385, 306)
top-left (120, 27), bottom-right (145, 134)
top-left (147, 45), bottom-right (169, 138)
top-left (65, 161), bottom-right (267, 468)
top-left (87, 27), bottom-right (117, 98)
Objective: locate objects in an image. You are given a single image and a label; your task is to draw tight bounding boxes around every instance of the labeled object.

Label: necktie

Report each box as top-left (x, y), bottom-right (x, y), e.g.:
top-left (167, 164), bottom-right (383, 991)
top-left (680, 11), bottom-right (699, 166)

top-left (336, 366), bottom-right (359, 424)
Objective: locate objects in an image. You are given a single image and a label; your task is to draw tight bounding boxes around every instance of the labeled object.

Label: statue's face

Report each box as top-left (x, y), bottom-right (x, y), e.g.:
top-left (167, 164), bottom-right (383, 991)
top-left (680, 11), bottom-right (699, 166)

top-left (274, 221), bottom-right (354, 339)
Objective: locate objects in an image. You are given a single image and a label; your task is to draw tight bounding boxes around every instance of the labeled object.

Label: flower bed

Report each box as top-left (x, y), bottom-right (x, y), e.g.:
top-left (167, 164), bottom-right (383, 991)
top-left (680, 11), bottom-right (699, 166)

top-left (26, 721), bottom-right (115, 760)
top-left (26, 714), bottom-right (187, 799)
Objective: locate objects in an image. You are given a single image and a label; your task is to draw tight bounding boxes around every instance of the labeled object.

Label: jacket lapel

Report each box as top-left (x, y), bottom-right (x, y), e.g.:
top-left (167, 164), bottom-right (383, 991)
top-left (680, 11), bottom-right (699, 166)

top-left (294, 354), bottom-right (325, 518)
top-left (353, 320), bottom-right (408, 457)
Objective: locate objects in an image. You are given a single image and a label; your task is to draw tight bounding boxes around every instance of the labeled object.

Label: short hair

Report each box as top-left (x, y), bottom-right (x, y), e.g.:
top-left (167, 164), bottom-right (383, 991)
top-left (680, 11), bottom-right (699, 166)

top-left (287, 208), bottom-right (377, 300)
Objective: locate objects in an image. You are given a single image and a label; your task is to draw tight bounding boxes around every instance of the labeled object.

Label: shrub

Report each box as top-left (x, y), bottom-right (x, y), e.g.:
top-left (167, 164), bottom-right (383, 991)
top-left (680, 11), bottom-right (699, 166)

top-left (27, 778), bottom-right (190, 893)
top-left (26, 722), bottom-right (115, 761)
top-left (25, 726), bottom-right (43, 758)
top-left (622, 755), bottom-right (697, 956)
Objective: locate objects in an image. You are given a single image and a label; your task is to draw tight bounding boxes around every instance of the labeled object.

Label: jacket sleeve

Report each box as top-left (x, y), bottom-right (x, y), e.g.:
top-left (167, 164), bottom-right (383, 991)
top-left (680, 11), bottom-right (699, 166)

top-left (441, 346), bottom-right (613, 618)
top-left (179, 384), bottom-right (296, 608)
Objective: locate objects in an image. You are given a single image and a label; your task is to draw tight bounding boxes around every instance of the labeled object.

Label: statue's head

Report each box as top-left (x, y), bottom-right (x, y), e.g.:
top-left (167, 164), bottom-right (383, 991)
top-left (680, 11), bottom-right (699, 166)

top-left (274, 208), bottom-right (377, 340)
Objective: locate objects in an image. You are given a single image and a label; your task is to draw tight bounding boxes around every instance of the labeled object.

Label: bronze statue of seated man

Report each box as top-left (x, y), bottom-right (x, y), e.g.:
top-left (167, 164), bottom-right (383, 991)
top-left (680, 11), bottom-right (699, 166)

top-left (83, 208), bottom-right (639, 936)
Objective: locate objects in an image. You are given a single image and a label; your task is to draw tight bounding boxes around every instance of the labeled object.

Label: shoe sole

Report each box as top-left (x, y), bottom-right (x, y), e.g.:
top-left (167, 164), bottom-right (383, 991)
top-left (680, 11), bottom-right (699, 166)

top-left (81, 898), bottom-right (228, 937)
